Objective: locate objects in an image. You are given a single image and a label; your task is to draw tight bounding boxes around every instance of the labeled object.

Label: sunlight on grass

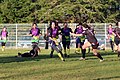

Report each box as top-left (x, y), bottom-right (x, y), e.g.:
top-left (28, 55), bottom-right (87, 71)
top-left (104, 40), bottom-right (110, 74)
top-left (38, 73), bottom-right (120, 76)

top-left (0, 49), bottom-right (120, 80)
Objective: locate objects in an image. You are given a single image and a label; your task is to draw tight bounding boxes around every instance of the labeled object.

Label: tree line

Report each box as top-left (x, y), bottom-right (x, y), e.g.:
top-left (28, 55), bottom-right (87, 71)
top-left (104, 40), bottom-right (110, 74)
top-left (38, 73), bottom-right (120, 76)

top-left (0, 0), bottom-right (119, 23)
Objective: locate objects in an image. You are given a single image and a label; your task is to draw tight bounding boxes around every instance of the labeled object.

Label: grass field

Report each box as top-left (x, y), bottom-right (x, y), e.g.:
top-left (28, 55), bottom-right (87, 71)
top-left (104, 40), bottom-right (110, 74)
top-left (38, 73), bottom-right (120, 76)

top-left (0, 48), bottom-right (120, 80)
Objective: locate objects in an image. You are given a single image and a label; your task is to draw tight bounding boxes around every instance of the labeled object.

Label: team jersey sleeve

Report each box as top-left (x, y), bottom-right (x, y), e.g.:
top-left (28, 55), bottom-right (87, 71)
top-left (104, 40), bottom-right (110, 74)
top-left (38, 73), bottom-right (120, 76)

top-left (46, 27), bottom-right (50, 35)
top-left (107, 28), bottom-right (109, 34)
top-left (82, 30), bottom-right (87, 35)
top-left (61, 28), bottom-right (64, 35)
top-left (6, 31), bottom-right (8, 37)
top-left (70, 28), bottom-right (73, 33)
top-left (29, 29), bottom-right (32, 34)
top-left (74, 28), bottom-right (77, 33)
top-left (38, 28), bottom-right (42, 34)
top-left (59, 26), bottom-right (62, 35)
top-left (47, 28), bottom-right (52, 37)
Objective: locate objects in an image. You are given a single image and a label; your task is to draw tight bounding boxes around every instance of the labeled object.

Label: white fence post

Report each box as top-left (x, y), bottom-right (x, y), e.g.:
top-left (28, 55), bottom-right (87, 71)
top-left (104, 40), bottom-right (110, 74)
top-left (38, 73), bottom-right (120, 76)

top-left (45, 23), bottom-right (47, 34)
top-left (105, 23), bottom-right (107, 49)
top-left (16, 24), bottom-right (18, 49)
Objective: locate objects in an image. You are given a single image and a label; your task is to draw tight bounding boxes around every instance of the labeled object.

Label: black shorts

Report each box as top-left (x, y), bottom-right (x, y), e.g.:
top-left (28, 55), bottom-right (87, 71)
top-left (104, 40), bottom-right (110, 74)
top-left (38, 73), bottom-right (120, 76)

top-left (91, 43), bottom-right (99, 49)
top-left (21, 52), bottom-right (32, 57)
top-left (62, 41), bottom-right (70, 46)
top-left (114, 38), bottom-right (120, 46)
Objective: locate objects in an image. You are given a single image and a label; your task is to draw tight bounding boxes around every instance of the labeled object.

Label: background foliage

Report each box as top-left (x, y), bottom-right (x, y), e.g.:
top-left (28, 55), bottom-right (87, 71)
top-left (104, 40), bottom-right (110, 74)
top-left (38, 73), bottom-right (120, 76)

top-left (0, 0), bottom-right (120, 23)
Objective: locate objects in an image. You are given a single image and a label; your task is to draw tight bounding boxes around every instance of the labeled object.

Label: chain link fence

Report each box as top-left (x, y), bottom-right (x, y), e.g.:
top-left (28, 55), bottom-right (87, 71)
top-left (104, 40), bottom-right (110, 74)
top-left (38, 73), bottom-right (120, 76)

top-left (0, 23), bottom-right (115, 49)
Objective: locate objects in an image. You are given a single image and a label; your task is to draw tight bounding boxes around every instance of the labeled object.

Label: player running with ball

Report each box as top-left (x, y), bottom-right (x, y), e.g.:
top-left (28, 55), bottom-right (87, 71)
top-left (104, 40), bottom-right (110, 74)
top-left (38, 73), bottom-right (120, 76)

top-left (47, 21), bottom-right (65, 61)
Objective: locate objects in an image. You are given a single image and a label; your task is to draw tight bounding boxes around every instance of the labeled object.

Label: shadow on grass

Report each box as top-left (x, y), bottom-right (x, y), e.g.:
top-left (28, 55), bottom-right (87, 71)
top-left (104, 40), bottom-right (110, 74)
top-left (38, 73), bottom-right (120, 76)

top-left (68, 50), bottom-right (119, 61)
top-left (0, 54), bottom-right (50, 63)
top-left (0, 50), bottom-right (118, 63)
top-left (0, 53), bottom-right (65, 63)
top-left (70, 50), bottom-right (117, 58)
top-left (94, 76), bottom-right (120, 80)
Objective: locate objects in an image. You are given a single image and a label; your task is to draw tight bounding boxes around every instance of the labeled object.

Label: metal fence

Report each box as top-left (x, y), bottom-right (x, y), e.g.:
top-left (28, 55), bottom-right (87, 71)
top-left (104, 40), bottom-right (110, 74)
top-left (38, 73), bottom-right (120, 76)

top-left (0, 23), bottom-right (116, 49)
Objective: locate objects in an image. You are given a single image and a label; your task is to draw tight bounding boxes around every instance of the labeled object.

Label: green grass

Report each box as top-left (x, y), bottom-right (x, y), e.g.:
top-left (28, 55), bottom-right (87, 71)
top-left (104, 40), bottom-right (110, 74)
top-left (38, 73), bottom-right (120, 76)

top-left (0, 49), bottom-right (120, 80)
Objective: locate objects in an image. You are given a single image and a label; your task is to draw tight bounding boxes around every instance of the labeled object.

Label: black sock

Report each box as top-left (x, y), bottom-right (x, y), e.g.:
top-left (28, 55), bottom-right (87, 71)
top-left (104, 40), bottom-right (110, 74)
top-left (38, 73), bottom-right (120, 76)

top-left (118, 51), bottom-right (120, 57)
top-left (110, 41), bottom-right (114, 51)
top-left (88, 48), bottom-right (90, 53)
top-left (95, 53), bottom-right (103, 60)
top-left (59, 51), bottom-right (64, 57)
top-left (50, 51), bottom-right (54, 58)
top-left (82, 49), bottom-right (86, 58)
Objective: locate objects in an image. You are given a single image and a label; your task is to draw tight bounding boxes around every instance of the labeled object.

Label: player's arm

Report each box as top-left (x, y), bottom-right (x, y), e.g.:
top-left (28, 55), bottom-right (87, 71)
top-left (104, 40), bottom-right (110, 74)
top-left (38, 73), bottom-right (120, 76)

top-left (70, 32), bottom-right (83, 36)
top-left (69, 28), bottom-right (75, 35)
top-left (39, 28), bottom-right (42, 36)
top-left (49, 37), bottom-right (56, 42)
top-left (49, 37), bottom-right (59, 46)
top-left (70, 28), bottom-right (73, 33)
top-left (70, 28), bottom-right (84, 37)
top-left (59, 28), bottom-right (63, 41)
top-left (32, 51), bottom-right (36, 58)
top-left (74, 33), bottom-right (83, 36)
top-left (6, 31), bottom-right (8, 37)
top-left (94, 30), bottom-right (96, 34)
top-left (29, 29), bottom-right (33, 36)
top-left (116, 33), bottom-right (120, 39)
top-left (112, 28), bottom-right (116, 36)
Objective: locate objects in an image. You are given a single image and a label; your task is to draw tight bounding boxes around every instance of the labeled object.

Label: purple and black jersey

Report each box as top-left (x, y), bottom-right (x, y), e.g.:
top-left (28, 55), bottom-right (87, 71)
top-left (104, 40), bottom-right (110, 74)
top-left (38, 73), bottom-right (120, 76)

top-left (108, 28), bottom-right (114, 35)
top-left (30, 27), bottom-right (40, 36)
top-left (74, 26), bottom-right (83, 34)
top-left (47, 27), bottom-right (61, 44)
top-left (47, 27), bottom-right (61, 38)
top-left (74, 26), bottom-right (84, 41)
top-left (52, 28), bottom-right (58, 38)
top-left (1, 31), bottom-right (8, 38)
top-left (61, 27), bottom-right (73, 41)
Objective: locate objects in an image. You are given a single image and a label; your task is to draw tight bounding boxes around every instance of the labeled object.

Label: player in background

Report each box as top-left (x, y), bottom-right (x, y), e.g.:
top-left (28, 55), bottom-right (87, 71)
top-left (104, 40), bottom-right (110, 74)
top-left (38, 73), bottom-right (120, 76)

top-left (44, 33), bottom-right (49, 49)
top-left (113, 21), bottom-right (120, 57)
top-left (74, 23), bottom-right (86, 60)
top-left (107, 24), bottom-right (115, 52)
top-left (0, 26), bottom-right (8, 51)
top-left (29, 22), bottom-right (41, 54)
top-left (61, 22), bottom-right (73, 57)
top-left (74, 23), bottom-right (85, 53)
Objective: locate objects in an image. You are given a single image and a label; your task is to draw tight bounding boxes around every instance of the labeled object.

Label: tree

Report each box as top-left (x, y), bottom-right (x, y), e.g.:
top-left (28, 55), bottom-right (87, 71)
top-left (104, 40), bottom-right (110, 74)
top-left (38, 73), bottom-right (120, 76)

top-left (0, 0), bottom-right (119, 23)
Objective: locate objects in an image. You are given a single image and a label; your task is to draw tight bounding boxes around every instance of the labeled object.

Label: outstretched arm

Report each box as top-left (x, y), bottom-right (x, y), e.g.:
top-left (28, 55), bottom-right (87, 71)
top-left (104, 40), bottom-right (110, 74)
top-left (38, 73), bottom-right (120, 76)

top-left (70, 33), bottom-right (83, 36)
top-left (49, 37), bottom-right (55, 41)
top-left (116, 33), bottom-right (120, 39)
top-left (112, 32), bottom-right (116, 36)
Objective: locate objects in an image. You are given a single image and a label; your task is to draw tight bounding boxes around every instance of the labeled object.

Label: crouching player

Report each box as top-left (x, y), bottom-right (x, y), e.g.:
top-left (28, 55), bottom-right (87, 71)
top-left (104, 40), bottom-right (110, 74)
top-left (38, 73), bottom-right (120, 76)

top-left (0, 26), bottom-right (8, 51)
top-left (47, 21), bottom-right (65, 61)
top-left (74, 24), bottom-right (104, 62)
